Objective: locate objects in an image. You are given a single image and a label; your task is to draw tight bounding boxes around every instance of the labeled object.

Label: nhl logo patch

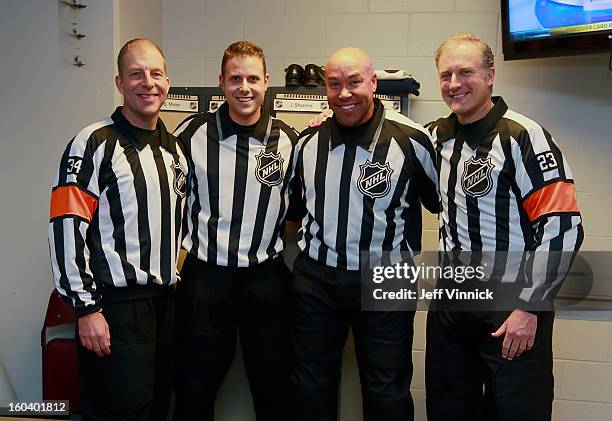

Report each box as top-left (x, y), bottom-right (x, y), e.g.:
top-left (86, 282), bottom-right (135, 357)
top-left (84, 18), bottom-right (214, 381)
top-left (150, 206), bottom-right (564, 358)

top-left (357, 159), bottom-right (394, 199)
top-left (461, 156), bottom-right (494, 198)
top-left (255, 150), bottom-right (284, 187)
top-left (170, 160), bottom-right (187, 198)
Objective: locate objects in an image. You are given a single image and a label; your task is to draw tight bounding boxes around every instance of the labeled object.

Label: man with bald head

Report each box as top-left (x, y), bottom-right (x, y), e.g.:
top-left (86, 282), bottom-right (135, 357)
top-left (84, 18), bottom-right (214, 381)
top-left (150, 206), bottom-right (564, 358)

top-left (49, 38), bottom-right (187, 420)
top-left (289, 47), bottom-right (439, 420)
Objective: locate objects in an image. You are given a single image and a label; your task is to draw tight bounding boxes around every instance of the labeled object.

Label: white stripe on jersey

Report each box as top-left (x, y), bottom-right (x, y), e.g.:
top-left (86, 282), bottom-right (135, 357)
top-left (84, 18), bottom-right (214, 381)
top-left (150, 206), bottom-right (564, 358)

top-left (504, 110), bottom-right (549, 154)
top-left (297, 104), bottom-right (439, 270)
top-left (505, 110), bottom-right (561, 185)
top-left (392, 168), bottom-right (413, 257)
top-left (298, 136), bottom-right (321, 259)
top-left (50, 109), bottom-right (188, 315)
top-left (184, 123), bottom-right (211, 254)
top-left (237, 143), bottom-right (264, 261)
top-left (411, 138), bottom-right (437, 183)
top-left (216, 135), bottom-right (239, 266)
top-left (369, 138), bottom-right (406, 254)
top-left (431, 97), bottom-right (583, 307)
top-left (322, 144), bottom-right (346, 268)
top-left (67, 118), bottom-right (113, 193)
top-left (143, 146), bottom-right (164, 284)
top-left (509, 135), bottom-right (534, 202)
top-left (110, 142), bottom-right (144, 286)
top-left (97, 186), bottom-right (127, 287)
top-left (61, 218), bottom-right (97, 302)
top-left (345, 146), bottom-right (369, 270)
top-left (177, 105), bottom-right (299, 267)
top-left (439, 140), bottom-right (471, 249)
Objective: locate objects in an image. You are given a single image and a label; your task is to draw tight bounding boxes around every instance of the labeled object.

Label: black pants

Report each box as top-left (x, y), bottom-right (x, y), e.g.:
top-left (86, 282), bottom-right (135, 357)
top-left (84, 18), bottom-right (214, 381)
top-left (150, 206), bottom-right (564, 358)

top-left (77, 294), bottom-right (175, 421)
top-left (290, 253), bottom-right (415, 421)
top-left (173, 254), bottom-right (291, 421)
top-left (425, 310), bottom-right (555, 421)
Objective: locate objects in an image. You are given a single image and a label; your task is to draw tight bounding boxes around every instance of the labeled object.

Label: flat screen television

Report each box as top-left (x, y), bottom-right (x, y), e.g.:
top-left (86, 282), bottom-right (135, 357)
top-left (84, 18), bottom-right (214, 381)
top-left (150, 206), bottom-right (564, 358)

top-left (501, 0), bottom-right (612, 60)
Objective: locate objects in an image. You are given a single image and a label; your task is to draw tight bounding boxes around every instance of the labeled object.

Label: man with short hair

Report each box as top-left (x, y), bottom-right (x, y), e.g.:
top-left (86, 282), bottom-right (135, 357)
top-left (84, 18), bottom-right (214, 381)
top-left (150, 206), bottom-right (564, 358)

top-left (425, 33), bottom-right (583, 421)
top-left (49, 38), bottom-right (187, 421)
top-left (172, 40), bottom-right (300, 421)
top-left (289, 47), bottom-right (439, 421)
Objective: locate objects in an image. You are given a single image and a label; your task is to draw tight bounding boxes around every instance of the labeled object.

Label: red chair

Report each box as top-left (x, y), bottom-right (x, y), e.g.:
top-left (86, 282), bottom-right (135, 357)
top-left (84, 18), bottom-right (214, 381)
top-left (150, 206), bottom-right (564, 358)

top-left (41, 289), bottom-right (81, 413)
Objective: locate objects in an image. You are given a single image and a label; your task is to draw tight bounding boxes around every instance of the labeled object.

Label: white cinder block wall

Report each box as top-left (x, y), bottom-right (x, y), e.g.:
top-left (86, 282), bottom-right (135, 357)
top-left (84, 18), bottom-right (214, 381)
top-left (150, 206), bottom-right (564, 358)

top-left (163, 1), bottom-right (612, 420)
top-left (0, 0), bottom-right (118, 401)
top-left (2, 0), bottom-right (606, 415)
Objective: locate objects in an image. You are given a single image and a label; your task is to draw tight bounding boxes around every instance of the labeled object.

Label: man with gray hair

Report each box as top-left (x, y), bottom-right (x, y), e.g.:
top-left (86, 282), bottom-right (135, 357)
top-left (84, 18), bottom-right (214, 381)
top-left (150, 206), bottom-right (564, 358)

top-left (425, 33), bottom-right (583, 420)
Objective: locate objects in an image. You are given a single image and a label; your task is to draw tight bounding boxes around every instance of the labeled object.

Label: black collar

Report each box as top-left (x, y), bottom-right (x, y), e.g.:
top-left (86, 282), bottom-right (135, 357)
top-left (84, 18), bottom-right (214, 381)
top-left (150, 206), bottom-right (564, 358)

top-left (111, 107), bottom-right (176, 153)
top-left (216, 101), bottom-right (271, 144)
top-left (329, 98), bottom-right (385, 151)
top-left (435, 96), bottom-right (508, 149)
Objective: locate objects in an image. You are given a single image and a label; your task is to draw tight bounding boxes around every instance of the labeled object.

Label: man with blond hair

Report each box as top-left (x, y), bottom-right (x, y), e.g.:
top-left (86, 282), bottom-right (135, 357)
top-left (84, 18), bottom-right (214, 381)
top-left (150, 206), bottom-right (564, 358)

top-left (172, 40), bottom-right (300, 420)
top-left (49, 38), bottom-right (187, 421)
top-left (425, 33), bottom-right (583, 421)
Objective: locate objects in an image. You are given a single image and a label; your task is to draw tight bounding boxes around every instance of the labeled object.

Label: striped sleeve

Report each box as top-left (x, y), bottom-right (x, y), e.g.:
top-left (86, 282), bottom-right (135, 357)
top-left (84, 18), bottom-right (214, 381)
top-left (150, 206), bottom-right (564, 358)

top-left (506, 112), bottom-right (584, 309)
top-left (409, 128), bottom-right (440, 214)
top-left (388, 114), bottom-right (440, 214)
top-left (48, 120), bottom-right (109, 317)
top-left (285, 130), bottom-right (311, 223)
top-left (173, 113), bottom-right (199, 138)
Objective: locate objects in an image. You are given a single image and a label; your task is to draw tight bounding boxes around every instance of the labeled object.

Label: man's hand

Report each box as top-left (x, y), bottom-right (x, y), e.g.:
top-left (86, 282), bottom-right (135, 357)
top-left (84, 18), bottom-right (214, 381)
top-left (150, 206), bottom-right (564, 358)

top-left (307, 109), bottom-right (333, 128)
top-left (491, 309), bottom-right (537, 360)
top-left (78, 311), bottom-right (111, 357)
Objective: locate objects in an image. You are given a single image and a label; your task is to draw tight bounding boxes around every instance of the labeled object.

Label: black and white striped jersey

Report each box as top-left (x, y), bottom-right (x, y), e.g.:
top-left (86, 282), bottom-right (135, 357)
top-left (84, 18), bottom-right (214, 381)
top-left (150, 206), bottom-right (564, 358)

top-left (174, 102), bottom-right (300, 267)
top-left (48, 108), bottom-right (188, 317)
top-left (295, 99), bottom-right (440, 271)
top-left (428, 97), bottom-right (583, 306)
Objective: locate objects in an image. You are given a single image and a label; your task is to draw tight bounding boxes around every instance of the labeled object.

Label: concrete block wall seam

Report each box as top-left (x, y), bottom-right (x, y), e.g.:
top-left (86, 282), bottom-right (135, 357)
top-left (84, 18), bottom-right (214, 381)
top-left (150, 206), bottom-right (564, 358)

top-left (163, 14), bottom-right (244, 57)
top-left (553, 356), bottom-right (612, 364)
top-left (204, 58), bottom-right (222, 86)
top-left (455, 0), bottom-right (501, 13)
top-left (554, 399), bottom-right (612, 421)
top-left (553, 319), bottom-right (611, 362)
top-left (287, 0), bottom-right (369, 13)
top-left (246, 15), bottom-right (326, 58)
top-left (569, 153), bottom-right (612, 193)
top-left (167, 57), bottom-right (205, 86)
top-left (408, 12), bottom-right (499, 57)
top-left (369, 0), bottom-right (454, 13)
top-left (205, 0), bottom-right (285, 15)
top-left (324, 14), bottom-right (411, 57)
top-left (240, 18), bottom-right (245, 45)
top-left (163, 0), bottom-right (204, 17)
top-left (576, 193), bottom-right (612, 237)
top-left (559, 360), bottom-right (612, 403)
top-left (553, 359), bottom-right (565, 401)
top-left (608, 323), bottom-right (612, 363)
top-left (556, 396), bottom-right (612, 405)
top-left (581, 237), bottom-right (612, 251)
top-left (264, 58), bottom-right (287, 86)
top-left (578, 105), bottom-right (612, 148)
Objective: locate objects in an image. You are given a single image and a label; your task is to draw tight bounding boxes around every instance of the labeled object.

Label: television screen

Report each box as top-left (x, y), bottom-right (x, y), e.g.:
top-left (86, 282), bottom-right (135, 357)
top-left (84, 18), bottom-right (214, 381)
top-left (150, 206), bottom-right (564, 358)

top-left (501, 0), bottom-right (612, 60)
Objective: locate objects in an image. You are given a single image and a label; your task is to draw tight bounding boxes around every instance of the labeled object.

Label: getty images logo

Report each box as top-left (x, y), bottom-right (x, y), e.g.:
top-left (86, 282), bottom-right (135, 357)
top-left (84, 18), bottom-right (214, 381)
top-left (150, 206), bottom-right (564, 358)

top-left (371, 261), bottom-right (486, 284)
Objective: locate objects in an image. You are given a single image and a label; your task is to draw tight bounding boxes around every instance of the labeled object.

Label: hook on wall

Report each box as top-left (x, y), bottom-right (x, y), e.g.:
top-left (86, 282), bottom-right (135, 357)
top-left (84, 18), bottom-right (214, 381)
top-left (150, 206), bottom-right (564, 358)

top-left (71, 28), bottom-right (86, 39)
top-left (73, 56), bottom-right (85, 67)
top-left (59, 0), bottom-right (87, 9)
